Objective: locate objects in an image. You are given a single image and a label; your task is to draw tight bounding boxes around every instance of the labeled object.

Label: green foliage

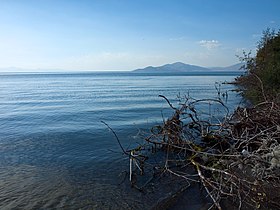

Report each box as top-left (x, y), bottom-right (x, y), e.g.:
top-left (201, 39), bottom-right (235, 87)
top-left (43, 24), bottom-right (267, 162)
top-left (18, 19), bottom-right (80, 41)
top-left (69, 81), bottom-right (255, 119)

top-left (238, 28), bottom-right (280, 103)
top-left (256, 29), bottom-right (280, 89)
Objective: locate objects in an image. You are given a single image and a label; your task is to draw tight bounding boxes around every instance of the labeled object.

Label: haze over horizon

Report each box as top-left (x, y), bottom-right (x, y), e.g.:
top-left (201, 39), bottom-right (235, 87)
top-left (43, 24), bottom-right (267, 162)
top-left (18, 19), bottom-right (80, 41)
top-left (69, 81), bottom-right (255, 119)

top-left (1, 0), bottom-right (280, 71)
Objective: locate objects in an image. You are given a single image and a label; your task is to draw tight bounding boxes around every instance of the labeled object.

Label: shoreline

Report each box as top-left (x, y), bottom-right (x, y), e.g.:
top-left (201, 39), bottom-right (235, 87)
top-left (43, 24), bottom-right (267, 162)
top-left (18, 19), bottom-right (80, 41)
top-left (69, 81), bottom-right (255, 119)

top-left (126, 82), bottom-right (279, 209)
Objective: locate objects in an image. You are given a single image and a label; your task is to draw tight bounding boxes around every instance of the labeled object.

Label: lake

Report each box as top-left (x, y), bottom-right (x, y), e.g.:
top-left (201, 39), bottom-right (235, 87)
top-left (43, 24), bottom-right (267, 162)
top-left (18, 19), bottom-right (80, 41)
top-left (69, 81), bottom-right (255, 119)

top-left (0, 72), bottom-right (242, 209)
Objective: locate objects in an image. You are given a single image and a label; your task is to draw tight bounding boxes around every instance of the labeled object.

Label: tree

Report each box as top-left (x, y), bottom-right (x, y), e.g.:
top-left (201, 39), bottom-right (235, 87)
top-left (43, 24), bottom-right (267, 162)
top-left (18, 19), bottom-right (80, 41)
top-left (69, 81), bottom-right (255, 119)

top-left (238, 28), bottom-right (280, 103)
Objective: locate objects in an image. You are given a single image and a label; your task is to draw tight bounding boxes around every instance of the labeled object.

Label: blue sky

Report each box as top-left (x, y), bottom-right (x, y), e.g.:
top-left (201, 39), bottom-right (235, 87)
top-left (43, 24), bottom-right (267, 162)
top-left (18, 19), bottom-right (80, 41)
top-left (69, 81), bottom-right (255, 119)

top-left (0, 0), bottom-right (280, 71)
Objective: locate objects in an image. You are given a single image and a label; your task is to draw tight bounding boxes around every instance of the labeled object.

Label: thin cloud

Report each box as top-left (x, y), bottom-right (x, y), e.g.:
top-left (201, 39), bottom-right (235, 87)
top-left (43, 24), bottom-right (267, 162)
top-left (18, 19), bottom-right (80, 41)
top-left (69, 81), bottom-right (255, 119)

top-left (199, 40), bottom-right (221, 49)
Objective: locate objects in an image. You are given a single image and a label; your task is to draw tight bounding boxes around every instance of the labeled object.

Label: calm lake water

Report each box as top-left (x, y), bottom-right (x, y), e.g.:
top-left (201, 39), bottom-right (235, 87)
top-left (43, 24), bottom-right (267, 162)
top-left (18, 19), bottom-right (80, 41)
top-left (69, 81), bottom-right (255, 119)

top-left (0, 72), bottom-right (242, 209)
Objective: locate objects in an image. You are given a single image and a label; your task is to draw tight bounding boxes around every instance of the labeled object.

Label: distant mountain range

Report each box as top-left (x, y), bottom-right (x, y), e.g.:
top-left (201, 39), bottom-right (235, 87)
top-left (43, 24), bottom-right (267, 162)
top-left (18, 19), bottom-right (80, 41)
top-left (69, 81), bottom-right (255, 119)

top-left (133, 62), bottom-right (243, 73)
top-left (208, 63), bottom-right (244, 71)
top-left (0, 62), bottom-right (244, 73)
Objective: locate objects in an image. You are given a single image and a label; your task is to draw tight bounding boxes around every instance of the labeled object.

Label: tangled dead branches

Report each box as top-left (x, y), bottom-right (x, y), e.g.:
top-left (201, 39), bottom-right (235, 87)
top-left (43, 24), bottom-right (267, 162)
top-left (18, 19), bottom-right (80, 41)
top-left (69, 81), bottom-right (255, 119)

top-left (121, 94), bottom-right (280, 210)
top-left (103, 93), bottom-right (280, 209)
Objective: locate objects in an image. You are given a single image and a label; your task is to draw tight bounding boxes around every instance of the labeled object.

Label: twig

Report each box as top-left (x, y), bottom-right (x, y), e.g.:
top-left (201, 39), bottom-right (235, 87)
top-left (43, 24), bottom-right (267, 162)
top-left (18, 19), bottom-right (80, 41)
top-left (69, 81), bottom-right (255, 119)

top-left (159, 95), bottom-right (177, 110)
top-left (101, 121), bottom-right (129, 155)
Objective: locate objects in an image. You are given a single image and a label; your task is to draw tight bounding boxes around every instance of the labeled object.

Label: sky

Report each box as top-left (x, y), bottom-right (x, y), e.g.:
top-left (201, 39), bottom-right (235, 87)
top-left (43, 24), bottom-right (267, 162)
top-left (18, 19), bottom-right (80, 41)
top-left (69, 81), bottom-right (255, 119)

top-left (0, 0), bottom-right (280, 71)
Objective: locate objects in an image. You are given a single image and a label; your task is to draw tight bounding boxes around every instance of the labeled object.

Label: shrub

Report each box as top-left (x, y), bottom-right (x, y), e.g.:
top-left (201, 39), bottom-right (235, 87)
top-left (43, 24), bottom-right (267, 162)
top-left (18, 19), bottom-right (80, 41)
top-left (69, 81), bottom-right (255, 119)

top-left (238, 28), bottom-right (280, 103)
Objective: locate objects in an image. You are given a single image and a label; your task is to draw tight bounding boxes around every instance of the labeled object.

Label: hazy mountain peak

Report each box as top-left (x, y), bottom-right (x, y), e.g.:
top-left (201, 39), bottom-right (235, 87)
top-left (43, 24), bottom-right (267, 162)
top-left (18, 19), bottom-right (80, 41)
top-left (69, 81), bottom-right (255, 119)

top-left (133, 62), bottom-right (243, 73)
top-left (134, 62), bottom-right (208, 73)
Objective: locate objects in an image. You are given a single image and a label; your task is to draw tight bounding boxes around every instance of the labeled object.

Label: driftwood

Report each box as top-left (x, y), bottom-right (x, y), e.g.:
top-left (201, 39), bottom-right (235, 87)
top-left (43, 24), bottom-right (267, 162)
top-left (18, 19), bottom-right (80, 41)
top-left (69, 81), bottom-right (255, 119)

top-left (104, 93), bottom-right (280, 209)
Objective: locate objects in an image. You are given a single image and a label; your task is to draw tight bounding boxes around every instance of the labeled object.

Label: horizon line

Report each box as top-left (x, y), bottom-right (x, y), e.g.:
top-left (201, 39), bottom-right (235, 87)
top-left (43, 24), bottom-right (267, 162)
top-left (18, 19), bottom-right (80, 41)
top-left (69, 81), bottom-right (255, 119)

top-left (0, 62), bottom-right (243, 73)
